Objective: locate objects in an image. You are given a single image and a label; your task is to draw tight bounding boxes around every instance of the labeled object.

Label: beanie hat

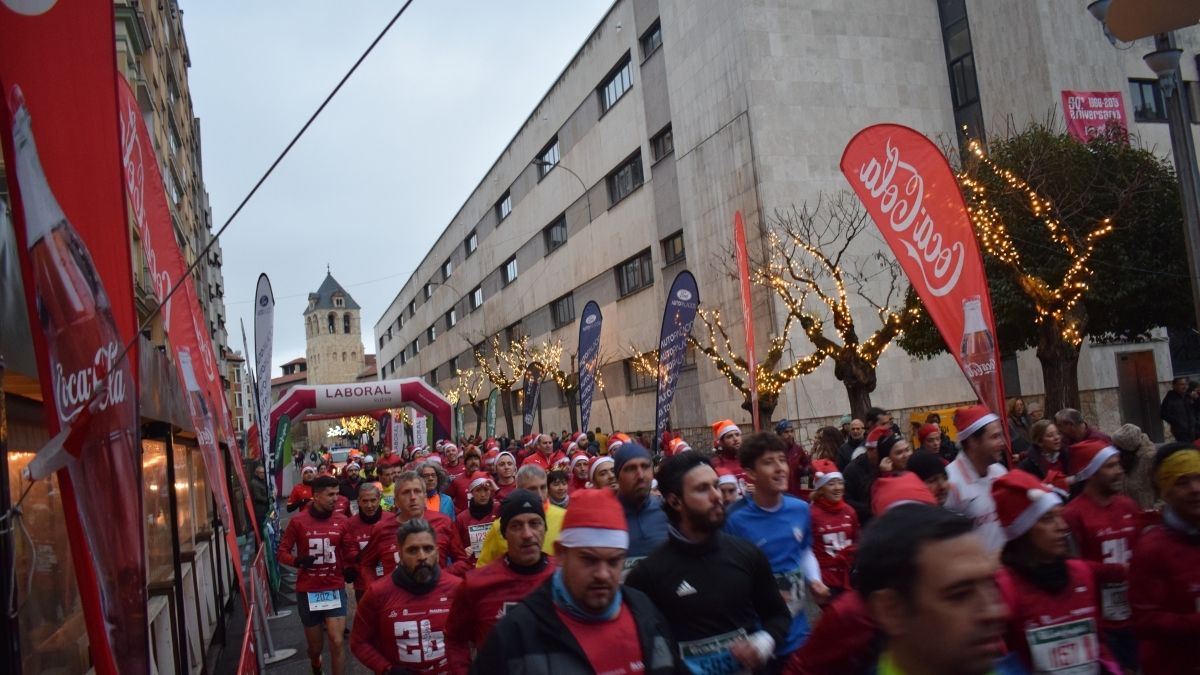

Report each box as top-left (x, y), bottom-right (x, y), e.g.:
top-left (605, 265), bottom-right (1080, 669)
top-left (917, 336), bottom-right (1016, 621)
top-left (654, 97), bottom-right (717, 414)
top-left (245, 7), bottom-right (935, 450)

top-left (1110, 424), bottom-right (1144, 454)
top-left (876, 432), bottom-right (902, 460)
top-left (871, 472), bottom-right (937, 514)
top-left (613, 442), bottom-right (652, 475)
top-left (607, 433), bottom-right (631, 452)
top-left (302, 465), bottom-right (317, 475)
top-left (865, 426), bottom-right (890, 449)
top-left (664, 437), bottom-right (692, 457)
top-left (954, 405), bottom-right (1000, 441)
top-left (363, 455), bottom-right (375, 464)
top-left (908, 452), bottom-right (949, 482)
top-left (558, 488), bottom-right (629, 549)
top-left (468, 471), bottom-right (495, 493)
top-left (774, 419), bottom-right (794, 433)
top-left (1068, 439), bottom-right (1120, 482)
top-left (917, 423), bottom-right (941, 444)
top-left (812, 459), bottom-right (843, 491)
top-left (712, 420), bottom-right (740, 446)
top-left (992, 469), bottom-right (1061, 541)
top-left (838, 414), bottom-right (853, 426)
top-left (570, 452), bottom-right (590, 468)
top-left (589, 456), bottom-right (614, 484)
top-left (499, 488), bottom-right (545, 533)
top-left (345, 462), bottom-right (361, 472)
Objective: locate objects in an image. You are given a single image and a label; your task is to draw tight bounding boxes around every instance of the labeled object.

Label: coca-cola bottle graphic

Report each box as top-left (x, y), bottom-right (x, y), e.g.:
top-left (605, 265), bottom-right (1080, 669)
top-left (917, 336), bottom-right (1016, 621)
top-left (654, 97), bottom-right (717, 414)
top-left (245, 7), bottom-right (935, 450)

top-left (10, 84), bottom-right (147, 670)
top-left (960, 295), bottom-right (999, 412)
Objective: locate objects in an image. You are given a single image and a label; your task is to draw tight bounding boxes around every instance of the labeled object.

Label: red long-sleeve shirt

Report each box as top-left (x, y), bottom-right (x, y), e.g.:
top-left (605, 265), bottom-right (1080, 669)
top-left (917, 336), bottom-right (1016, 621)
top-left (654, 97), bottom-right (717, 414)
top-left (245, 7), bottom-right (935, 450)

top-left (340, 510), bottom-right (396, 596)
top-left (350, 571), bottom-right (462, 674)
top-left (446, 473), bottom-right (473, 514)
top-left (449, 504), bottom-right (498, 576)
top-left (809, 497), bottom-right (859, 592)
top-left (1061, 491), bottom-right (1140, 629)
top-left (359, 510), bottom-right (454, 586)
top-left (444, 555), bottom-right (555, 674)
top-left (785, 589), bottom-right (877, 675)
top-left (1129, 523), bottom-right (1200, 674)
top-left (277, 506), bottom-right (348, 593)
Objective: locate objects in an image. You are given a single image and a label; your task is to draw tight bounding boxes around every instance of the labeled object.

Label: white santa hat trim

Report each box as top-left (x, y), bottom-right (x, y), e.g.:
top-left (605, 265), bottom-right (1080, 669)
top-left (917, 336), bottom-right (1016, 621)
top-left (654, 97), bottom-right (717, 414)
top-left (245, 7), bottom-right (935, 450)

top-left (496, 451), bottom-right (516, 465)
top-left (716, 423), bottom-right (740, 440)
top-left (717, 473), bottom-right (739, 487)
top-left (813, 470), bottom-right (843, 491)
top-left (589, 456), bottom-right (614, 482)
top-left (959, 412), bottom-right (1000, 440)
top-left (557, 527), bottom-right (629, 550)
top-left (1003, 487), bottom-right (1062, 541)
top-left (1075, 445), bottom-right (1120, 482)
top-left (570, 454), bottom-right (590, 468)
top-left (469, 475), bottom-right (495, 492)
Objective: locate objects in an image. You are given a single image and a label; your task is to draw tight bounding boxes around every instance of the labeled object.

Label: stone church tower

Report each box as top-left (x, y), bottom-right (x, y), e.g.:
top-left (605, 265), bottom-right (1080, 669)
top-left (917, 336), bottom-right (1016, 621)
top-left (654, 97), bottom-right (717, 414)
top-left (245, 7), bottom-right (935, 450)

top-left (303, 270), bottom-right (365, 449)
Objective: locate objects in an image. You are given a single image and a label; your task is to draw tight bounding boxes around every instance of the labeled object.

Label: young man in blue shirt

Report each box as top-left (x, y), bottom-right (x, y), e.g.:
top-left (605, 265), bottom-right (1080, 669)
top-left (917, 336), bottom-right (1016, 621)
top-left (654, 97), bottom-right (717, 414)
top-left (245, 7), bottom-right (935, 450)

top-left (725, 431), bottom-right (829, 667)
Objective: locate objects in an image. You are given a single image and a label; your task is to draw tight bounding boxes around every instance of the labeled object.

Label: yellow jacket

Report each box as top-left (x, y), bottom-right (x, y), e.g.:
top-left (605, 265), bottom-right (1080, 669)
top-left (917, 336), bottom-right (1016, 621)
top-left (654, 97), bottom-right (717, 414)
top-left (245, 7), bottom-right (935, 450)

top-left (475, 503), bottom-right (565, 567)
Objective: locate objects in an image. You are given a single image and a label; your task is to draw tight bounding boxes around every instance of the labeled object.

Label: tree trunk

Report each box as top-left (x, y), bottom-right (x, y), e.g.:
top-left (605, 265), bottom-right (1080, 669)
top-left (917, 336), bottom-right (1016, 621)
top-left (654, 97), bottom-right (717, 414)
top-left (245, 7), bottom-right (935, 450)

top-left (565, 389), bottom-right (579, 432)
top-left (834, 353), bottom-right (877, 419)
top-left (1035, 319), bottom-right (1081, 415)
top-left (741, 391), bottom-right (778, 429)
top-left (501, 388), bottom-right (516, 439)
top-left (600, 384), bottom-right (616, 432)
top-left (472, 402), bottom-right (484, 439)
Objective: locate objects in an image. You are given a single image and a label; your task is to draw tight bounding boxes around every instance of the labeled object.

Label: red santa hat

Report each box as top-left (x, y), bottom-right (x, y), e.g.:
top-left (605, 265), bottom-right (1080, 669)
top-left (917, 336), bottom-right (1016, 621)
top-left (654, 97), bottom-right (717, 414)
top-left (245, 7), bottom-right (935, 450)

top-left (443, 442), bottom-right (459, 454)
top-left (468, 470), bottom-right (496, 493)
top-left (482, 449), bottom-right (500, 467)
top-left (435, 439), bottom-right (446, 450)
top-left (484, 438), bottom-right (499, 451)
top-left (917, 423), bottom-right (941, 444)
top-left (664, 437), bottom-right (693, 457)
top-left (558, 489), bottom-right (629, 549)
top-left (570, 452), bottom-right (590, 468)
top-left (812, 459), bottom-right (843, 491)
top-left (716, 467), bottom-right (740, 488)
top-left (521, 434), bottom-right (534, 448)
top-left (551, 455), bottom-right (571, 471)
top-left (607, 433), bottom-right (631, 452)
top-left (992, 469), bottom-right (1062, 541)
top-left (871, 472), bottom-right (937, 514)
top-left (588, 455), bottom-right (614, 484)
top-left (954, 405), bottom-right (1000, 441)
top-left (425, 454), bottom-right (443, 465)
top-left (865, 426), bottom-right (891, 449)
top-left (712, 419), bottom-right (740, 446)
top-left (1068, 439), bottom-right (1120, 482)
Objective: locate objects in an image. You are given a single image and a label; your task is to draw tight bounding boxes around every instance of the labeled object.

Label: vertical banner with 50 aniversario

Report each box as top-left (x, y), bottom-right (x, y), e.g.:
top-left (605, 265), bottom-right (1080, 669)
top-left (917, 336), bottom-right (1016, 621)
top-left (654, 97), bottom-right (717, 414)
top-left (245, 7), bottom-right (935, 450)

top-left (654, 271), bottom-right (700, 443)
top-left (0, 2), bottom-right (145, 672)
top-left (840, 124), bottom-right (1007, 455)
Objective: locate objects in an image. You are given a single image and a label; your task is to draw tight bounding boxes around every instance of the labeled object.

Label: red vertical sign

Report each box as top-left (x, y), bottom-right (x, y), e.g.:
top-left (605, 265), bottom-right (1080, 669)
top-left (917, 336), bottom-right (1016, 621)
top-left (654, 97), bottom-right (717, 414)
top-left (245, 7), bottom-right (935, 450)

top-left (840, 124), bottom-right (1009, 461)
top-left (0, 3), bottom-right (145, 673)
top-left (733, 211), bottom-right (760, 432)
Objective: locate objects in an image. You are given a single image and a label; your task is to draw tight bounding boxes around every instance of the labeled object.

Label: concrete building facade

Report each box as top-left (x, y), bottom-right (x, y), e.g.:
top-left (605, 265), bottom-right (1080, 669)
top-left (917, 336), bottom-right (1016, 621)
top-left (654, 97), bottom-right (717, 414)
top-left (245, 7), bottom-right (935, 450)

top-left (375, 0), bottom-right (1200, 443)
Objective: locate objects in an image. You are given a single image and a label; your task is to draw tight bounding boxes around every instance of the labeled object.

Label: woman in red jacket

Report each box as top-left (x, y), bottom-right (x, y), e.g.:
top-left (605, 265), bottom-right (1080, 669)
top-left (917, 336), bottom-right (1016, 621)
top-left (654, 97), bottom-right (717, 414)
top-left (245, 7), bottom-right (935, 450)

top-left (993, 470), bottom-right (1120, 674)
top-left (449, 471), bottom-right (499, 575)
top-left (808, 459), bottom-right (859, 601)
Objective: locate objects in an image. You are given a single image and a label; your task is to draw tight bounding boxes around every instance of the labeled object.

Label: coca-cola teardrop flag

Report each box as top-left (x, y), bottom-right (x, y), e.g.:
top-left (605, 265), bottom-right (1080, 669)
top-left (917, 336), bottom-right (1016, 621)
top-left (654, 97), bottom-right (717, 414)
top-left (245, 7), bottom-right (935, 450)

top-left (733, 211), bottom-right (760, 432)
top-left (0, 3), bottom-right (145, 673)
top-left (576, 300), bottom-right (602, 433)
top-left (840, 124), bottom-right (1008, 452)
top-left (655, 271), bottom-right (701, 442)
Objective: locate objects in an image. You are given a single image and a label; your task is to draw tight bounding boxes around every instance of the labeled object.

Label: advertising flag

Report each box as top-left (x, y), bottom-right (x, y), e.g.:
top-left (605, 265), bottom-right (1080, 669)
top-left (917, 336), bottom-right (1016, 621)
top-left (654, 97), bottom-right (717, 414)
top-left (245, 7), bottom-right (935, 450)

top-left (1061, 90), bottom-right (1127, 142)
top-left (0, 3), bottom-right (144, 671)
top-left (413, 408), bottom-right (427, 448)
top-left (654, 271), bottom-right (701, 442)
top-left (521, 361), bottom-right (545, 437)
top-left (454, 405), bottom-right (465, 440)
top-left (733, 212), bottom-right (760, 431)
top-left (254, 274), bottom-right (275, 470)
top-left (840, 124), bottom-right (1007, 454)
top-left (576, 301), bottom-right (602, 433)
top-left (486, 388), bottom-right (498, 439)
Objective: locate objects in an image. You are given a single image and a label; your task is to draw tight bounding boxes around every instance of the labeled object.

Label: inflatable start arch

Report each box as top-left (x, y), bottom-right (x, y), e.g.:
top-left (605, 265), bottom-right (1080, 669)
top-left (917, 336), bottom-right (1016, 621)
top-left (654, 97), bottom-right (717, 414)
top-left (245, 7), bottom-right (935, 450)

top-left (266, 377), bottom-right (452, 443)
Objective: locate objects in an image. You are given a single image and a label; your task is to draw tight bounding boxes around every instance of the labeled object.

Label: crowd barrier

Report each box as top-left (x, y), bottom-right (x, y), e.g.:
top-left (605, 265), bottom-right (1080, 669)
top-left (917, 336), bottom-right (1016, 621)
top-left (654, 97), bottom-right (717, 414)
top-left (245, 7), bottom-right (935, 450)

top-left (237, 545), bottom-right (296, 673)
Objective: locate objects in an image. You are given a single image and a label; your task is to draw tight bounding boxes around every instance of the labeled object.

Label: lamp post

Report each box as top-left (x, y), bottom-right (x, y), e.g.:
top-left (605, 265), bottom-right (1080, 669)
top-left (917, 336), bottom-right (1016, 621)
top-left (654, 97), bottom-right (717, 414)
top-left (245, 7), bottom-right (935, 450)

top-left (1089, 3), bottom-right (1200, 329)
top-left (532, 159), bottom-right (593, 223)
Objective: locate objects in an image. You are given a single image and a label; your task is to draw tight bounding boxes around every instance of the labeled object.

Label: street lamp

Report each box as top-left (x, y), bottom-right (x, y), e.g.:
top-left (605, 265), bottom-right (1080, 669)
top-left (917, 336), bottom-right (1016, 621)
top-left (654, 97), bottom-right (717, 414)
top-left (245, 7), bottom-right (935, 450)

top-left (1088, 6), bottom-right (1200, 330)
top-left (532, 159), bottom-right (593, 223)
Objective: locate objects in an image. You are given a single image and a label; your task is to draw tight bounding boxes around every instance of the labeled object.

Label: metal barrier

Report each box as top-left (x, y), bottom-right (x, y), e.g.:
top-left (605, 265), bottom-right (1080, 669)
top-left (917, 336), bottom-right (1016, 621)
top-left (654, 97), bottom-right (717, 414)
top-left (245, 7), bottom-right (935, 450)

top-left (239, 545), bottom-right (296, 672)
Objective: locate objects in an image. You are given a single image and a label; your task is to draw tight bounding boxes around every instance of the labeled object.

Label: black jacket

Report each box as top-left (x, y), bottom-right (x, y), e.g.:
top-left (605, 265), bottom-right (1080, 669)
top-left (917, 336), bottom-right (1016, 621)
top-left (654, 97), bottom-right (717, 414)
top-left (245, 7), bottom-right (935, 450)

top-left (835, 439), bottom-right (862, 471)
top-left (471, 579), bottom-right (676, 675)
top-left (1160, 390), bottom-right (1194, 441)
top-left (842, 453), bottom-right (878, 524)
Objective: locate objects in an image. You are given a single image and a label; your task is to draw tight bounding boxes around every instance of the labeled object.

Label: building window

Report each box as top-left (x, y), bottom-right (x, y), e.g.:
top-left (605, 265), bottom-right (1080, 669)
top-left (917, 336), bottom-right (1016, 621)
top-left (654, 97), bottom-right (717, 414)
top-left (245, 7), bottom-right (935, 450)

top-left (651, 125), bottom-right (674, 162)
top-left (470, 286), bottom-right (484, 311)
top-left (464, 230), bottom-right (478, 257)
top-left (424, 283), bottom-right (434, 300)
top-left (502, 256), bottom-right (518, 286)
top-left (543, 214), bottom-right (568, 254)
top-left (333, 294), bottom-right (344, 308)
top-left (379, 335), bottom-right (386, 349)
top-left (446, 307), bottom-right (457, 328)
top-left (537, 138), bottom-right (560, 179)
top-left (607, 152), bottom-right (645, 206)
top-left (1129, 79), bottom-right (1168, 123)
top-left (442, 259), bottom-right (453, 281)
top-left (429, 367), bottom-right (439, 387)
top-left (449, 356), bottom-right (459, 375)
top-left (616, 249), bottom-right (654, 297)
top-left (408, 300), bottom-right (416, 318)
top-left (598, 55), bottom-right (633, 114)
top-left (343, 313), bottom-right (351, 334)
top-left (624, 358), bottom-right (656, 392)
top-left (641, 21), bottom-right (662, 59)
top-left (551, 294), bottom-right (575, 328)
top-left (936, 0), bottom-right (984, 145)
top-left (400, 351), bottom-right (408, 366)
top-left (496, 191), bottom-right (512, 221)
top-left (411, 338), bottom-right (420, 357)
top-left (662, 231), bottom-right (686, 265)
top-left (427, 325), bottom-right (437, 344)
top-left (327, 312), bottom-right (336, 334)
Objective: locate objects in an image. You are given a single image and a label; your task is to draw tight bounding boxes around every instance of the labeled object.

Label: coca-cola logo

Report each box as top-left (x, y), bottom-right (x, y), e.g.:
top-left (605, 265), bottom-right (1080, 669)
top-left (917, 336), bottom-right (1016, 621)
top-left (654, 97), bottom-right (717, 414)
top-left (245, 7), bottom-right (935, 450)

top-left (855, 139), bottom-right (966, 297)
top-left (54, 341), bottom-right (128, 423)
top-left (963, 359), bottom-right (996, 377)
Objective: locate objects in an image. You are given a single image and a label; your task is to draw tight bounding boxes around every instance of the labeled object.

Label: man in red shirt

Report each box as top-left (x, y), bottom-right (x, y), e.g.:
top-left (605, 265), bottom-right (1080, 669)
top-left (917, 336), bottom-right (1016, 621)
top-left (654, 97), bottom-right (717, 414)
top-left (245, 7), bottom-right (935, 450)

top-left (277, 475), bottom-right (350, 675)
top-left (449, 471), bottom-right (498, 575)
top-left (775, 419), bottom-right (812, 496)
top-left (441, 442), bottom-right (467, 482)
top-left (377, 446), bottom-right (404, 470)
top-left (1129, 442), bottom-right (1200, 674)
top-left (473, 489), bottom-right (677, 674)
top-left (445, 489), bottom-right (555, 674)
top-left (711, 419), bottom-right (746, 487)
top-left (491, 451), bottom-right (518, 501)
top-left (287, 465), bottom-right (317, 512)
top-left (1062, 438), bottom-right (1140, 670)
top-left (446, 447), bottom-right (481, 514)
top-left (339, 482), bottom-right (395, 601)
top-left (360, 472), bottom-right (453, 588)
top-left (521, 433), bottom-right (565, 471)
top-left (351, 518), bottom-right (463, 674)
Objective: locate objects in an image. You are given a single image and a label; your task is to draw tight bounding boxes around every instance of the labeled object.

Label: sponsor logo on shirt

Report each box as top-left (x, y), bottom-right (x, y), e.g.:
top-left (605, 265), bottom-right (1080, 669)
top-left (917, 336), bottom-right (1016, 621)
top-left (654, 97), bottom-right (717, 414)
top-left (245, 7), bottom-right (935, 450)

top-left (675, 580), bottom-right (697, 597)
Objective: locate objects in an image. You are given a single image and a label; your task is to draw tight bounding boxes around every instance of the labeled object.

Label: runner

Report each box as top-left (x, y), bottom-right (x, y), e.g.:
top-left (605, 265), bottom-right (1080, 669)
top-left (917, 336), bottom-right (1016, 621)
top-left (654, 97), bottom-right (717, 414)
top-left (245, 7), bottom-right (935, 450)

top-left (626, 452), bottom-right (790, 675)
top-left (522, 432), bottom-right (566, 471)
top-left (1062, 438), bottom-right (1140, 670)
top-left (775, 419), bottom-right (812, 495)
top-left (277, 475), bottom-right (350, 675)
top-left (546, 469), bottom-right (570, 508)
top-left (613, 442), bottom-right (668, 573)
top-left (492, 450), bottom-right (518, 501)
top-left (359, 471), bottom-right (454, 587)
top-left (907, 451), bottom-right (951, 506)
top-left (337, 461), bottom-right (363, 502)
top-left (587, 455), bottom-right (616, 492)
top-left (449, 471), bottom-right (498, 575)
top-left (724, 432), bottom-right (827, 664)
top-left (339, 482), bottom-right (395, 601)
top-left (288, 465), bottom-right (317, 512)
top-left (350, 519), bottom-right (462, 674)
top-left (717, 468), bottom-right (742, 506)
top-left (446, 446), bottom-right (482, 513)
top-left (417, 460), bottom-right (456, 521)
top-left (568, 451), bottom-right (590, 492)
top-left (445, 489), bottom-right (557, 673)
top-left (378, 463), bottom-right (400, 512)
top-left (710, 419), bottom-right (746, 487)
top-left (474, 489), bottom-right (677, 674)
top-left (944, 404), bottom-right (1009, 554)
top-left (808, 458), bottom-right (859, 602)
top-left (475, 464), bottom-right (566, 566)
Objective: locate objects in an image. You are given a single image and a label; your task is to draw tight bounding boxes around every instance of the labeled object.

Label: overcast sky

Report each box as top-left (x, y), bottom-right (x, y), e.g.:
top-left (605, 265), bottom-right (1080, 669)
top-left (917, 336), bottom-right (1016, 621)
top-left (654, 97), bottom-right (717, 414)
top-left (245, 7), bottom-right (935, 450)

top-left (180, 1), bottom-right (612, 377)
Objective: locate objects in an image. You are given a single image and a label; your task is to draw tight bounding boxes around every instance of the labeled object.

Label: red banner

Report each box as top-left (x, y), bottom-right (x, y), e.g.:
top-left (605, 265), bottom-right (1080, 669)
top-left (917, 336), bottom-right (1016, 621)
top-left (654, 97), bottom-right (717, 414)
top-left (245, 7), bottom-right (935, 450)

top-left (0, 3), bottom-right (144, 673)
top-left (840, 125), bottom-right (1007, 440)
top-left (733, 211), bottom-right (759, 431)
top-left (1061, 90), bottom-right (1127, 142)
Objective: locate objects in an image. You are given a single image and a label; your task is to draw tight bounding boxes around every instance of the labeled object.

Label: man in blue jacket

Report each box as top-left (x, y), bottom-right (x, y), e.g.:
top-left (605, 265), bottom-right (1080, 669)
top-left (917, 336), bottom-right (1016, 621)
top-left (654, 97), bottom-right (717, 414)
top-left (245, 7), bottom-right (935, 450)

top-left (613, 442), bottom-right (668, 574)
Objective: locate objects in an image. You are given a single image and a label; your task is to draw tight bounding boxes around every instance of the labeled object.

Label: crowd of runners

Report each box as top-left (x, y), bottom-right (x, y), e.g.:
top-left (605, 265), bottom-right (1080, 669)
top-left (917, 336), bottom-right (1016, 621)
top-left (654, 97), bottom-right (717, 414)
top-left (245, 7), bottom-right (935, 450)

top-left (274, 403), bottom-right (1200, 675)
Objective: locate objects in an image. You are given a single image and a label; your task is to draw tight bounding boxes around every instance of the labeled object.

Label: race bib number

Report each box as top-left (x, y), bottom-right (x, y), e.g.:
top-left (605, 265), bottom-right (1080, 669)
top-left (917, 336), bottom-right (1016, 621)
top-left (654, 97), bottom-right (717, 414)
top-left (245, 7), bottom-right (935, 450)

top-left (350, 501), bottom-right (360, 515)
top-left (775, 570), bottom-right (806, 617)
top-left (394, 619), bottom-right (446, 664)
top-left (821, 531), bottom-right (849, 557)
top-left (467, 523), bottom-right (492, 557)
top-left (678, 628), bottom-right (747, 675)
top-left (307, 590), bottom-right (342, 611)
top-left (1100, 582), bottom-right (1130, 622)
top-left (1025, 618), bottom-right (1100, 675)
